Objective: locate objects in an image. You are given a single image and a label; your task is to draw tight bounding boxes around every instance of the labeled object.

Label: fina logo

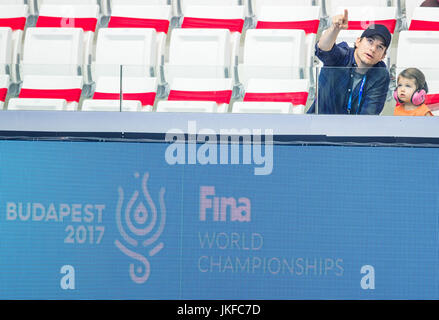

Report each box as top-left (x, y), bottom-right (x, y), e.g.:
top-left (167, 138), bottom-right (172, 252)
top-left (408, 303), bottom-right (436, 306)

top-left (115, 172), bottom-right (166, 284)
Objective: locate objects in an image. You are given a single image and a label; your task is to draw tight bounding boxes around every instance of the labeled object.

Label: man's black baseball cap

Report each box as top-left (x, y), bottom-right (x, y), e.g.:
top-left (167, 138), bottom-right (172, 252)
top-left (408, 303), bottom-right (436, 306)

top-left (361, 24), bottom-right (392, 48)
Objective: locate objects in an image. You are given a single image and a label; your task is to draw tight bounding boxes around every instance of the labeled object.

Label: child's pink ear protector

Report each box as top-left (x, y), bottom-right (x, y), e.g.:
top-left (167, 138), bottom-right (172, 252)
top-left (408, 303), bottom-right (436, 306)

top-left (394, 81), bottom-right (429, 106)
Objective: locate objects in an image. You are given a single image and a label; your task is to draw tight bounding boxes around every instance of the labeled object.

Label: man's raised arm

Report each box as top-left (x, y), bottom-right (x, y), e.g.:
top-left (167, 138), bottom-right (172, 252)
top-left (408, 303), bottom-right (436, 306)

top-left (318, 9), bottom-right (349, 51)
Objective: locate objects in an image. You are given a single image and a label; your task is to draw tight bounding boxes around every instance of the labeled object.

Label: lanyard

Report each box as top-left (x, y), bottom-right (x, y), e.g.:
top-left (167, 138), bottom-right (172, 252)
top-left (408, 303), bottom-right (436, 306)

top-left (347, 74), bottom-right (367, 114)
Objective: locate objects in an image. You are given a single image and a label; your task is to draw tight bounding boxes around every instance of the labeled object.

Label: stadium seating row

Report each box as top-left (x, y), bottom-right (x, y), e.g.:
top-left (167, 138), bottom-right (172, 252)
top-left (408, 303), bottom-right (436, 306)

top-left (1, 0), bottom-right (434, 27)
top-left (0, 26), bottom-right (312, 112)
top-left (0, 0), bottom-right (438, 113)
top-left (3, 75), bottom-right (309, 114)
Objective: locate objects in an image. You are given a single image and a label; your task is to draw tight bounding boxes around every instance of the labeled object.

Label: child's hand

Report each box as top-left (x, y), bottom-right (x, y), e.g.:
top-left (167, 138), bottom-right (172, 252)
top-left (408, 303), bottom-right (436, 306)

top-left (332, 9), bottom-right (349, 30)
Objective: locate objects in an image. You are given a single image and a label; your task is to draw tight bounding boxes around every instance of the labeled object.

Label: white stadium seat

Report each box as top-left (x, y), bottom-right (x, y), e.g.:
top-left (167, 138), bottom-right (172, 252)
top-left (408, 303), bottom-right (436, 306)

top-left (0, 4), bottom-right (28, 31)
top-left (0, 74), bottom-right (10, 108)
top-left (409, 7), bottom-right (439, 31)
top-left (106, 4), bottom-right (171, 72)
top-left (396, 30), bottom-right (439, 81)
top-left (21, 27), bottom-right (84, 77)
top-left (181, 4), bottom-right (245, 67)
top-left (334, 6), bottom-right (398, 35)
top-left (93, 27), bottom-right (158, 80)
top-left (249, 0), bottom-right (320, 29)
top-left (7, 75), bottom-right (83, 110)
top-left (156, 77), bottom-right (233, 113)
top-left (232, 78), bottom-right (309, 114)
top-left (251, 0), bottom-right (315, 17)
top-left (36, 4), bottom-right (100, 32)
top-left (181, 3), bottom-right (245, 33)
top-left (108, 4), bottom-right (172, 65)
top-left (107, 4), bottom-right (172, 34)
top-left (178, 0), bottom-right (241, 15)
top-left (238, 29), bottom-right (306, 86)
top-left (109, 0), bottom-right (172, 19)
top-left (255, 5), bottom-right (321, 69)
top-left (0, 5), bottom-right (27, 80)
top-left (165, 28), bottom-right (232, 83)
top-left (175, 1), bottom-right (243, 30)
top-left (35, 4), bottom-right (99, 67)
top-left (34, 1), bottom-right (102, 26)
top-left (106, 4), bottom-right (171, 69)
top-left (82, 76), bottom-right (157, 111)
top-left (255, 5), bottom-right (321, 33)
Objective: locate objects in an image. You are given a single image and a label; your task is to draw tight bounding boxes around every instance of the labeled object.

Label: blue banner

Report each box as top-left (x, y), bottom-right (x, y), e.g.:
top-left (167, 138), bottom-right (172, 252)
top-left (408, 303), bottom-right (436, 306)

top-left (0, 140), bottom-right (438, 299)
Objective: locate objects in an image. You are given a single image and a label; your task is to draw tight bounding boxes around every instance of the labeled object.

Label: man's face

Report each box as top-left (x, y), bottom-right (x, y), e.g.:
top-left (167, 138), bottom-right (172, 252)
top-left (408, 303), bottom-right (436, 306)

top-left (354, 36), bottom-right (387, 67)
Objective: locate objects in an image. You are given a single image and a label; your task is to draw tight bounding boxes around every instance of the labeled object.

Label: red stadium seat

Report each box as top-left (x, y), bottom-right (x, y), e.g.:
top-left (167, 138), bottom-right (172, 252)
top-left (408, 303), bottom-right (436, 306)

top-left (409, 7), bottom-right (439, 31)
top-left (232, 78), bottom-right (309, 114)
top-left (82, 76), bottom-right (158, 111)
top-left (156, 78), bottom-right (233, 113)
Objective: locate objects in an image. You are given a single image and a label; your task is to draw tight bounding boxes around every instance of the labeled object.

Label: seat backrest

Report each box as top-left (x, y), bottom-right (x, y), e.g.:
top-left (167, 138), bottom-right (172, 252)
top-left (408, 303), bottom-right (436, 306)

top-left (243, 29), bottom-right (306, 67)
top-left (243, 78), bottom-right (310, 106)
top-left (167, 77), bottom-right (233, 104)
top-left (108, 5), bottom-right (172, 34)
top-left (0, 4), bottom-right (28, 31)
top-left (36, 4), bottom-right (100, 32)
top-left (22, 27), bottom-right (84, 76)
top-left (239, 29), bottom-right (306, 83)
top-left (326, 0), bottom-right (390, 18)
top-left (334, 6), bottom-right (398, 34)
top-left (94, 27), bottom-right (157, 78)
top-left (255, 7), bottom-right (319, 69)
top-left (256, 5), bottom-right (321, 34)
top-left (182, 5), bottom-right (245, 33)
top-left (18, 75), bottom-right (83, 103)
top-left (409, 7), bottom-right (439, 30)
top-left (92, 76), bottom-right (158, 106)
top-left (251, 0), bottom-right (314, 17)
top-left (179, 0), bottom-right (239, 14)
top-left (396, 30), bottom-right (439, 81)
top-left (167, 28), bottom-right (231, 79)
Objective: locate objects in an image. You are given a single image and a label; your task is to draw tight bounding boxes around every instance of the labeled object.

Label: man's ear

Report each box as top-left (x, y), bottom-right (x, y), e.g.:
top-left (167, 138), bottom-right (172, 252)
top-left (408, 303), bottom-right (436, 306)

top-left (380, 47), bottom-right (388, 61)
top-left (354, 37), bottom-right (362, 48)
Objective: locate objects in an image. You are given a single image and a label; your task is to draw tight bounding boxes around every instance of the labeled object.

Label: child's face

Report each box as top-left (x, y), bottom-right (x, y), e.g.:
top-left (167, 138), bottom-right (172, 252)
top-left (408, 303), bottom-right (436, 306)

top-left (397, 77), bottom-right (417, 104)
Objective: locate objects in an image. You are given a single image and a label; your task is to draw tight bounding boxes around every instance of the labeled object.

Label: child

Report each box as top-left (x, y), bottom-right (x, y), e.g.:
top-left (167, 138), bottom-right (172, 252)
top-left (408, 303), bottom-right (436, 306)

top-left (394, 68), bottom-right (433, 116)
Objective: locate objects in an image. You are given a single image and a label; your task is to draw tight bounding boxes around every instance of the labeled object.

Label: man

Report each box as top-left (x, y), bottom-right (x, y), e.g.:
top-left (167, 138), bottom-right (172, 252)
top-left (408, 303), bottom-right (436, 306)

top-left (307, 9), bottom-right (392, 115)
